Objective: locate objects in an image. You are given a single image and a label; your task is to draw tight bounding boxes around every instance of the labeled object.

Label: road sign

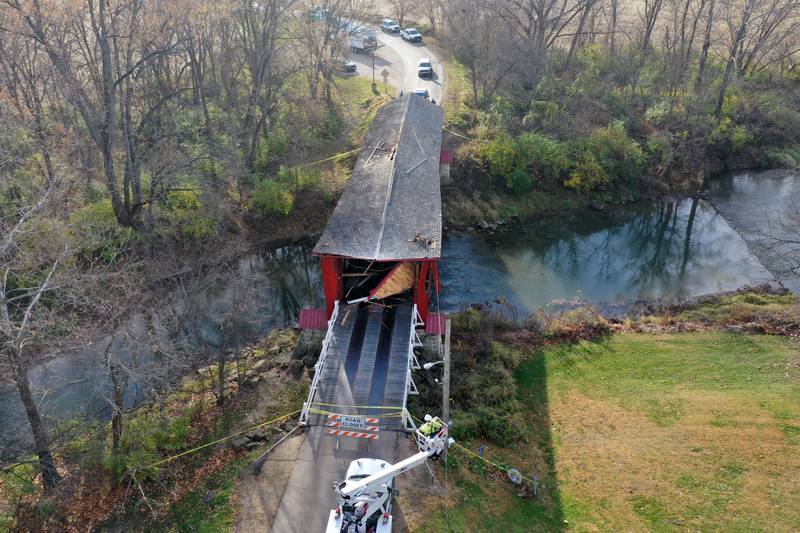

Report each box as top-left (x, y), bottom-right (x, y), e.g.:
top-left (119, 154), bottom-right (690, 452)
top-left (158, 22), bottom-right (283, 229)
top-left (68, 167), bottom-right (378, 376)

top-left (326, 413), bottom-right (380, 435)
top-left (341, 415), bottom-right (366, 430)
top-left (380, 69), bottom-right (390, 80)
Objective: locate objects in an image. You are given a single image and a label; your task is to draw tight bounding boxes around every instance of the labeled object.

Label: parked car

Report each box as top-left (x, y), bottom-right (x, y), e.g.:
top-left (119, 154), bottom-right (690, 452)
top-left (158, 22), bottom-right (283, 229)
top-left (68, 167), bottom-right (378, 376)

top-left (400, 28), bottom-right (422, 42)
top-left (335, 57), bottom-right (357, 72)
top-left (380, 19), bottom-right (400, 32)
top-left (417, 58), bottom-right (433, 78)
top-left (411, 87), bottom-right (429, 99)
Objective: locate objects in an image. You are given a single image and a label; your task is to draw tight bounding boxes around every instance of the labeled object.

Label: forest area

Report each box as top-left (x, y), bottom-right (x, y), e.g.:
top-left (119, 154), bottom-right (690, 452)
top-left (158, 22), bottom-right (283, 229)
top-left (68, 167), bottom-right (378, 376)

top-left (443, 0), bottom-right (800, 224)
top-left (0, 0), bottom-right (799, 531)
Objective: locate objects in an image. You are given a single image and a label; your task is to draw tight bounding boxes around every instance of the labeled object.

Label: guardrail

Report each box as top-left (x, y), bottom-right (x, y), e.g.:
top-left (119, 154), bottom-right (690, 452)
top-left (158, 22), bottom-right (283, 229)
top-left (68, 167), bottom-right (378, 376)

top-left (300, 301), bottom-right (340, 425)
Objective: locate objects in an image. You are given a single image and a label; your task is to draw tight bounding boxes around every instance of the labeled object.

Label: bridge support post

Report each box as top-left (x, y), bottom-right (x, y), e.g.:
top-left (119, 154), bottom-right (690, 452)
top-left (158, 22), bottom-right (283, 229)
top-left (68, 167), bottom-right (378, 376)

top-left (321, 256), bottom-right (343, 318)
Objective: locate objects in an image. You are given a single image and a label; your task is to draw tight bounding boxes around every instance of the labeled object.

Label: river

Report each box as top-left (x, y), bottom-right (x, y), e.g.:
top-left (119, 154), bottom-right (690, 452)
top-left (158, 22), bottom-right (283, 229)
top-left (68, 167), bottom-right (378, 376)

top-left (0, 169), bottom-right (797, 454)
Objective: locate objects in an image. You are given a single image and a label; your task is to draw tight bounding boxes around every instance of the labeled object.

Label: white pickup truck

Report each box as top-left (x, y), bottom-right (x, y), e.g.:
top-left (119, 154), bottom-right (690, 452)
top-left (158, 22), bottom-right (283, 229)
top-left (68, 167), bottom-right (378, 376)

top-left (417, 58), bottom-right (433, 78)
top-left (400, 28), bottom-right (422, 43)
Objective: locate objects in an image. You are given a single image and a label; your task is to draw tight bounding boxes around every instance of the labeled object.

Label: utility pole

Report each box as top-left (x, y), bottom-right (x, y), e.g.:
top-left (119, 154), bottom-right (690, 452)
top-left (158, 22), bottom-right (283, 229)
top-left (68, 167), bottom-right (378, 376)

top-left (442, 317), bottom-right (451, 462)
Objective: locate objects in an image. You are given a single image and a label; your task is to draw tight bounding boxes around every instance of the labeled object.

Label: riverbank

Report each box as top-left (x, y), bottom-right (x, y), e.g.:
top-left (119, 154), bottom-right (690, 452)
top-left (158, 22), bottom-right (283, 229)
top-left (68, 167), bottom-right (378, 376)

top-left (0, 330), bottom-right (313, 532)
top-left (407, 291), bottom-right (800, 532)
top-left (2, 289), bottom-right (796, 532)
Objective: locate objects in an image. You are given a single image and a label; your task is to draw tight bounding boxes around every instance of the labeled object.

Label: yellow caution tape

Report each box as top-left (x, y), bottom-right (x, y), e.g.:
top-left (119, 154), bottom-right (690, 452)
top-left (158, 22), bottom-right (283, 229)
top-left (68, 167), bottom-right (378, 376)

top-left (146, 409), bottom-right (302, 468)
top-left (313, 402), bottom-right (405, 410)
top-left (407, 412), bottom-right (537, 485)
top-left (450, 442), bottom-right (538, 485)
top-left (308, 407), bottom-right (404, 418)
top-left (300, 148), bottom-right (362, 168)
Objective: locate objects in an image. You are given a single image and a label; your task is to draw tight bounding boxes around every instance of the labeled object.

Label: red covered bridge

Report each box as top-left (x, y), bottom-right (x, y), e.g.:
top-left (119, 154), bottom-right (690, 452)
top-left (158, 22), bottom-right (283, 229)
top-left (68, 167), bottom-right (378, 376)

top-left (300, 94), bottom-right (446, 334)
top-left (296, 94), bottom-right (446, 430)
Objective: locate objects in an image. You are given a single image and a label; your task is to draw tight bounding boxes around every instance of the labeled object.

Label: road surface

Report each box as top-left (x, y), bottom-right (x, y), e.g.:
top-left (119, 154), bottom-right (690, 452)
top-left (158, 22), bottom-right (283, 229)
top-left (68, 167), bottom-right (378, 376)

top-left (347, 31), bottom-right (444, 103)
top-left (273, 304), bottom-right (414, 531)
top-left (272, 427), bottom-right (399, 532)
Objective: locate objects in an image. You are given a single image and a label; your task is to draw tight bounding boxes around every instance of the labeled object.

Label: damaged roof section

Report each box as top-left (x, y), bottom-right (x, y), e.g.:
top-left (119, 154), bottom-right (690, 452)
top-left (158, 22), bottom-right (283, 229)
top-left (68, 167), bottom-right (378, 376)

top-left (313, 95), bottom-right (444, 261)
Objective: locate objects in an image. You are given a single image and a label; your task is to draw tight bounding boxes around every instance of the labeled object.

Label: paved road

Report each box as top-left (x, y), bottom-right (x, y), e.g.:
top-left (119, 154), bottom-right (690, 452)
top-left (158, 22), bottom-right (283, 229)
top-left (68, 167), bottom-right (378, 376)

top-left (272, 427), bottom-right (399, 532)
top-left (347, 31), bottom-right (444, 103)
top-left (273, 305), bottom-right (414, 531)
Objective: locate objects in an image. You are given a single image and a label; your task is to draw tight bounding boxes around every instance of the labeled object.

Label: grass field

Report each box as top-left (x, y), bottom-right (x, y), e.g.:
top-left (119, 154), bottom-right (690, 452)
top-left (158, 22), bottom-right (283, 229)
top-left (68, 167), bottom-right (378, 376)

top-left (418, 332), bottom-right (800, 532)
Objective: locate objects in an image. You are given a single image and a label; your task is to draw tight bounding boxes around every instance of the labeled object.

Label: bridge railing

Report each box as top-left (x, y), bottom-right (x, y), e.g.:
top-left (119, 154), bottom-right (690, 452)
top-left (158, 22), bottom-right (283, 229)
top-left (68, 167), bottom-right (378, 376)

top-left (300, 300), bottom-right (340, 425)
top-left (402, 304), bottom-right (425, 431)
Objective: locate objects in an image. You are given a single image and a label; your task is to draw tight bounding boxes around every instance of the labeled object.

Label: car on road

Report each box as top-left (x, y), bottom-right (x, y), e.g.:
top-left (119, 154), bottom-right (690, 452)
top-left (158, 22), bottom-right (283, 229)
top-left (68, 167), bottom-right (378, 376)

top-left (417, 58), bottom-right (433, 78)
top-left (335, 57), bottom-right (357, 72)
top-left (380, 19), bottom-right (400, 32)
top-left (411, 88), bottom-right (429, 99)
top-left (400, 28), bottom-right (422, 42)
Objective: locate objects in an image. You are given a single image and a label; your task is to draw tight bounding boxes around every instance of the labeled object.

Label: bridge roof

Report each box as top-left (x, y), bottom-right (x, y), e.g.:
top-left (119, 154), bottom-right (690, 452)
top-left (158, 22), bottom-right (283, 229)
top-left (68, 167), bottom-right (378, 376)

top-left (313, 95), bottom-right (443, 261)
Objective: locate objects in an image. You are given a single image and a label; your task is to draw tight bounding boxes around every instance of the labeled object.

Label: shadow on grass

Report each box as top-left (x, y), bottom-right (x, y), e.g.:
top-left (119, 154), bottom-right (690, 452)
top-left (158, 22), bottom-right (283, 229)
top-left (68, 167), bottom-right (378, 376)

top-left (512, 351), bottom-right (567, 532)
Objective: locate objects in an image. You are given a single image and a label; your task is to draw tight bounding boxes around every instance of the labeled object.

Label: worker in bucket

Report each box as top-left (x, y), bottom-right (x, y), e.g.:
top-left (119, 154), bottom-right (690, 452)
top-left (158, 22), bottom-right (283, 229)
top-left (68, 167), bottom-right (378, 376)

top-left (419, 416), bottom-right (444, 437)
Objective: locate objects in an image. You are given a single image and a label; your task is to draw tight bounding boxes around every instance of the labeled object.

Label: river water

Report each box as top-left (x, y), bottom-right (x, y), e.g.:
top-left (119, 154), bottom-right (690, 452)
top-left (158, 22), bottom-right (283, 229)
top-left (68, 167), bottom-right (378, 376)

top-left (1, 169), bottom-right (797, 454)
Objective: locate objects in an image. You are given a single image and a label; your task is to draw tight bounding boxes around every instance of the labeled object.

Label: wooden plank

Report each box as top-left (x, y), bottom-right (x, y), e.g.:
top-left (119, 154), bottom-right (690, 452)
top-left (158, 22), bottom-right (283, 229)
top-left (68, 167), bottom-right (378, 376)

top-left (370, 262), bottom-right (416, 300)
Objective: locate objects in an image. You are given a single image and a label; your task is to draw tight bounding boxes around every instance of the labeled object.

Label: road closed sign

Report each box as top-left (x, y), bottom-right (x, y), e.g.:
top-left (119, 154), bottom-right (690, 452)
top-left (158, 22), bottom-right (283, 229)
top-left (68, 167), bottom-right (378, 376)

top-left (340, 416), bottom-right (365, 430)
top-left (327, 414), bottom-right (380, 434)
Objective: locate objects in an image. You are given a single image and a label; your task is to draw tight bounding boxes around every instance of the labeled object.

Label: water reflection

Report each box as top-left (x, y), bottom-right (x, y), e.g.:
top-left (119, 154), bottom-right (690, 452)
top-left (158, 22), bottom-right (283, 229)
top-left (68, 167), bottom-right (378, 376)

top-left (0, 244), bottom-right (321, 456)
top-left (707, 169), bottom-right (800, 291)
top-left (439, 198), bottom-right (775, 314)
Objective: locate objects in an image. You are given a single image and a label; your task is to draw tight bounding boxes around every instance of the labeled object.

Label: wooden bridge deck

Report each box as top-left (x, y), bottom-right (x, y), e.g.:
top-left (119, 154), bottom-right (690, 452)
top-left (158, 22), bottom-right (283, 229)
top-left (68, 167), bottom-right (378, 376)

top-left (309, 303), bottom-right (413, 431)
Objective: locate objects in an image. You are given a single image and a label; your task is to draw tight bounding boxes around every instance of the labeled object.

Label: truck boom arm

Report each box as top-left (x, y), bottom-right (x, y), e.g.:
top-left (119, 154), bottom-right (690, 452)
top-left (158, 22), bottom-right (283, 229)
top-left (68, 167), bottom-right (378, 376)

top-left (335, 450), bottom-right (431, 500)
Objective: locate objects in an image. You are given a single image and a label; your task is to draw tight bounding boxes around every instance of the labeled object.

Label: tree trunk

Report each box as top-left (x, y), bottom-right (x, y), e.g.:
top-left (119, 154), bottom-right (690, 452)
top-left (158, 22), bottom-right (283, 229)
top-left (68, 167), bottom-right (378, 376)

top-left (110, 364), bottom-right (124, 452)
top-left (216, 356), bottom-right (226, 406)
top-left (715, 1), bottom-right (754, 117)
top-left (608, 0), bottom-right (618, 56)
top-left (13, 359), bottom-right (61, 490)
top-left (566, 0), bottom-right (594, 67)
top-left (695, 0), bottom-right (715, 94)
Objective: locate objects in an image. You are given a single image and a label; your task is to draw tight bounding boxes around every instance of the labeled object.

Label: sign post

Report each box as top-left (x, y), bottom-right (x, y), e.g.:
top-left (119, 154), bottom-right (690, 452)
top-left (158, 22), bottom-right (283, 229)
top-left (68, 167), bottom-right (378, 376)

top-left (381, 69), bottom-right (390, 94)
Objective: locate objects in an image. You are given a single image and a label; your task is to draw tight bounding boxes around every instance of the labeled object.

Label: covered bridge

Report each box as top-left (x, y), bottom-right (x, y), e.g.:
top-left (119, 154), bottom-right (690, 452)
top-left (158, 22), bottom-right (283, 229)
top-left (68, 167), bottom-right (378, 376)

top-left (305, 94), bottom-right (445, 327)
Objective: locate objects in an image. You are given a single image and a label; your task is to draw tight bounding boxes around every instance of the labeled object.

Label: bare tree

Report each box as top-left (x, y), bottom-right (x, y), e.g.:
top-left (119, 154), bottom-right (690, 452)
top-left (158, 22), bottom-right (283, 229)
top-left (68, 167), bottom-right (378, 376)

top-left (714, 0), bottom-right (758, 117)
top-left (492, 0), bottom-right (590, 89)
top-left (0, 28), bottom-right (64, 489)
top-left (762, 197), bottom-right (800, 279)
top-left (4, 0), bottom-right (182, 229)
top-left (640, 0), bottom-right (665, 51)
top-left (446, 0), bottom-right (514, 107)
top-left (566, 0), bottom-right (599, 66)
top-left (694, 0), bottom-right (716, 94)
top-left (416, 0), bottom-right (443, 35)
top-left (390, 0), bottom-right (411, 28)
top-left (236, 0), bottom-right (298, 170)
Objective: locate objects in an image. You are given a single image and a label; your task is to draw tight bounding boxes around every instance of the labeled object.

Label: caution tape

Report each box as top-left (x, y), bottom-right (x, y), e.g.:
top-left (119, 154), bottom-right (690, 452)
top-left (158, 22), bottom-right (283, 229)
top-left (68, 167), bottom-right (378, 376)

top-left (407, 413), bottom-right (537, 486)
top-left (450, 442), bottom-right (538, 486)
top-left (146, 409), bottom-right (302, 468)
top-left (314, 402), bottom-right (404, 410)
top-left (300, 148), bottom-right (362, 168)
top-left (308, 407), bottom-right (404, 418)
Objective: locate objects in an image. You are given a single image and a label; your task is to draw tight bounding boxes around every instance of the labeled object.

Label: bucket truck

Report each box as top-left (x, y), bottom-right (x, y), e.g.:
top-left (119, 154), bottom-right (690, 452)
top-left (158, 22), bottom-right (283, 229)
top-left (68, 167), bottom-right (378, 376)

top-left (325, 415), bottom-right (450, 533)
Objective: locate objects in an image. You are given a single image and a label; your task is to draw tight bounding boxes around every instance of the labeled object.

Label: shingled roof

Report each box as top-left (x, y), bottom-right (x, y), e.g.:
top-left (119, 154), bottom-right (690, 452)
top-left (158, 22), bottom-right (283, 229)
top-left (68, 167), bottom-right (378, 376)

top-left (312, 95), bottom-right (443, 261)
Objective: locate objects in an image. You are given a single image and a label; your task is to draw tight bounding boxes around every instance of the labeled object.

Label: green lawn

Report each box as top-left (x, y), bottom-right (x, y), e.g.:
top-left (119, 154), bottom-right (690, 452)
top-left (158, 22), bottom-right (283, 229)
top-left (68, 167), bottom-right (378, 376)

top-left (418, 332), bottom-right (800, 532)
